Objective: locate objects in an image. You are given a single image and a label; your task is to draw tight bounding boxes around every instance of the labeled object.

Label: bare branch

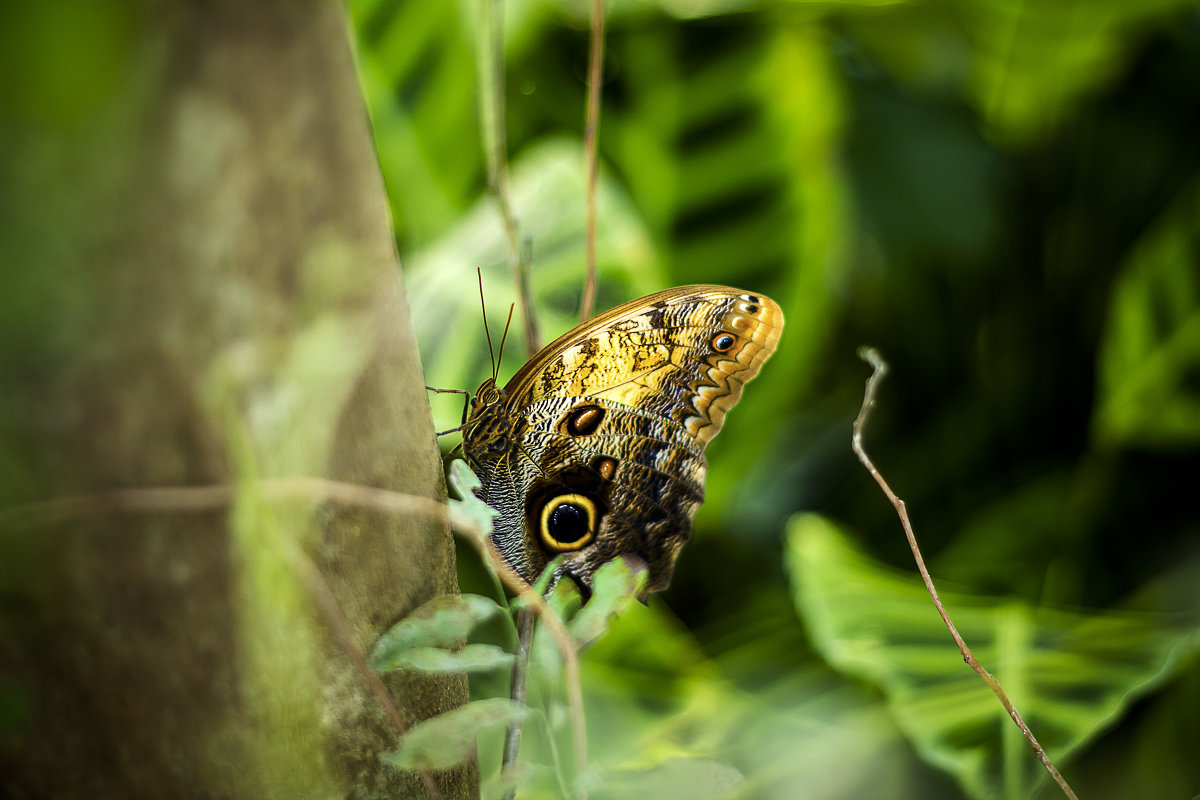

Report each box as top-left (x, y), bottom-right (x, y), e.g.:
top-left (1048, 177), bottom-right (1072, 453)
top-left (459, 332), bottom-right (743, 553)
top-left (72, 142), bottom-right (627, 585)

top-left (579, 0), bottom-right (606, 323)
top-left (461, 537), bottom-right (589, 798)
top-left (477, 0), bottom-right (540, 356)
top-left (852, 346), bottom-right (1080, 800)
top-left (0, 478), bottom-right (457, 532)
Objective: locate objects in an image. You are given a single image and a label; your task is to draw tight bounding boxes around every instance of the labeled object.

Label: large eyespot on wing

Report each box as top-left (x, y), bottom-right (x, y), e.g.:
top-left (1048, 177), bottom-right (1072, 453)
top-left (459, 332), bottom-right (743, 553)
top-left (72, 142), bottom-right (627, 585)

top-left (538, 493), bottom-right (597, 551)
top-left (516, 398), bottom-right (709, 595)
top-left (521, 456), bottom-right (614, 557)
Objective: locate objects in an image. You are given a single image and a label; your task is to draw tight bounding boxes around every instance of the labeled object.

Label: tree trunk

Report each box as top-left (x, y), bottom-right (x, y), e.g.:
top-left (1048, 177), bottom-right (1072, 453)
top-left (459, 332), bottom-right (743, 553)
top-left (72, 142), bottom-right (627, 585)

top-left (0, 1), bottom-right (475, 798)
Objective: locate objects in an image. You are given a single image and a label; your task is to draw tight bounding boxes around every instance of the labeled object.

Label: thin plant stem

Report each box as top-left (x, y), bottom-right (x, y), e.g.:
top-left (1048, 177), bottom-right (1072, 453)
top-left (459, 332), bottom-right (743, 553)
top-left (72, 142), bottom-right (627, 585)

top-left (579, 0), bottom-right (606, 323)
top-left (460, 534), bottom-right (589, 799)
top-left (500, 608), bottom-right (536, 800)
top-left (0, 478), bottom-right (458, 532)
top-left (477, 0), bottom-right (539, 356)
top-left (852, 346), bottom-right (1080, 800)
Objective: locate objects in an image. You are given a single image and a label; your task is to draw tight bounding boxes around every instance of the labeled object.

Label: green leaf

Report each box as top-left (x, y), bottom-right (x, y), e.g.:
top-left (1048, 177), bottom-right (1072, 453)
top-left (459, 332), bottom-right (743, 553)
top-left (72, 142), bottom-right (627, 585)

top-left (525, 558), bottom-right (647, 685)
top-left (509, 555), bottom-right (572, 614)
top-left (535, 555), bottom-right (571, 601)
top-left (387, 643), bottom-right (513, 674)
top-left (544, 570), bottom-right (582, 617)
top-left (1093, 178), bottom-right (1200, 448)
top-left (526, 570), bottom-right (581, 682)
top-left (569, 557), bottom-right (648, 646)
top-left (786, 513), bottom-right (1196, 800)
top-left (382, 698), bottom-right (529, 771)
top-left (446, 457), bottom-right (482, 500)
top-left (370, 593), bottom-right (503, 673)
top-left (447, 458), bottom-right (498, 542)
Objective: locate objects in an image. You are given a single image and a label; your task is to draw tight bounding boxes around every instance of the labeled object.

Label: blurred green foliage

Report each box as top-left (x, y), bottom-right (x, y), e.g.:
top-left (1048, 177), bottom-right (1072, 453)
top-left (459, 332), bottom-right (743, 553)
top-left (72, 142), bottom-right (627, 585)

top-left (789, 515), bottom-right (1195, 800)
top-left (350, 0), bottom-right (1199, 797)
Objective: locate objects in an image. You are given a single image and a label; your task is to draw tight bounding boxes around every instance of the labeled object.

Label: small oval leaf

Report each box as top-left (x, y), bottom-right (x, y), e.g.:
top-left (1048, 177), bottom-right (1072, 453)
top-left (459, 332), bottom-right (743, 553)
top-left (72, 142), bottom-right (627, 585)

top-left (393, 644), bottom-right (514, 673)
top-left (370, 594), bottom-right (503, 673)
top-left (383, 698), bottom-right (529, 770)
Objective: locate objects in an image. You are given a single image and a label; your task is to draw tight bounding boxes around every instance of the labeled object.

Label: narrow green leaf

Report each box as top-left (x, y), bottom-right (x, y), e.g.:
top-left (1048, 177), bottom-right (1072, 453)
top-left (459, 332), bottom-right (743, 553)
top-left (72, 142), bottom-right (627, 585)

top-left (509, 555), bottom-right (571, 611)
top-left (851, 0), bottom-right (1197, 142)
top-left (370, 593), bottom-right (502, 673)
top-left (382, 698), bottom-right (529, 770)
top-left (348, 0), bottom-right (482, 244)
top-left (389, 644), bottom-right (513, 674)
top-left (1094, 178), bottom-right (1200, 447)
top-left (786, 513), bottom-right (1196, 800)
top-left (534, 555), bottom-right (569, 599)
top-left (528, 572), bottom-right (580, 681)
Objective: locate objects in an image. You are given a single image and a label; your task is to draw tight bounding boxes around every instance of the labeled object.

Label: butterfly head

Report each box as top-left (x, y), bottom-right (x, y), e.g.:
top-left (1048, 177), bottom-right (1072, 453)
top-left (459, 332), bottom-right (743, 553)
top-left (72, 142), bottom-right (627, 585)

top-left (470, 377), bottom-right (503, 413)
top-left (462, 378), bottom-right (514, 468)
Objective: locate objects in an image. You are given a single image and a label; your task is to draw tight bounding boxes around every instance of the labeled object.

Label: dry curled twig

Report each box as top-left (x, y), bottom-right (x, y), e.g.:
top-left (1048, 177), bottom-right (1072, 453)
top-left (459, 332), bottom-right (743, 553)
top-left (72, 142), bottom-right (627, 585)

top-left (852, 346), bottom-right (1080, 800)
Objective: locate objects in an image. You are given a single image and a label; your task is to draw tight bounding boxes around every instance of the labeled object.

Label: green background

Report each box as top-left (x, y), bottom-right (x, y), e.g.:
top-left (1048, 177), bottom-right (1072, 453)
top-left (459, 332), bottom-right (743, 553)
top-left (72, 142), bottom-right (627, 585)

top-left (2, 0), bottom-right (1195, 797)
top-left (351, 0), bottom-right (1200, 798)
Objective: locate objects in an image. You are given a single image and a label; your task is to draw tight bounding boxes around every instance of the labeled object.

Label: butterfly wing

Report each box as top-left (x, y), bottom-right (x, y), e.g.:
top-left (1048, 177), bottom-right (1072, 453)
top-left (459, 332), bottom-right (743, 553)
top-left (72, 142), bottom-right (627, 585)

top-left (470, 285), bottom-right (783, 594)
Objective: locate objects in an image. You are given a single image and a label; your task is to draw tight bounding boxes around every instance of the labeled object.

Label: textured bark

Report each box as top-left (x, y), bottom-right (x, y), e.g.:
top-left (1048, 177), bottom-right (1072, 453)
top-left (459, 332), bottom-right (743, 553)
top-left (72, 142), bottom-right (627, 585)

top-left (0, 2), bottom-right (475, 798)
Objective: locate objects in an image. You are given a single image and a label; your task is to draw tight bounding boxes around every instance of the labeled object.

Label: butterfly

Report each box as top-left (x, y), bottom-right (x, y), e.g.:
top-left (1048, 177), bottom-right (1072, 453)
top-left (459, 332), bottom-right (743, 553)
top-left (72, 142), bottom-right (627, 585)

top-left (459, 285), bottom-right (783, 597)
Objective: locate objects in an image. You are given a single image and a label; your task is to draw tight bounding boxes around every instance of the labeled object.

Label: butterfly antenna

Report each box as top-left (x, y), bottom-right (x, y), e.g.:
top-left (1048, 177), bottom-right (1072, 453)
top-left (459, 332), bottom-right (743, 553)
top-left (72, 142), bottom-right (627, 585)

top-left (495, 304), bottom-right (515, 382)
top-left (477, 269), bottom-right (498, 378)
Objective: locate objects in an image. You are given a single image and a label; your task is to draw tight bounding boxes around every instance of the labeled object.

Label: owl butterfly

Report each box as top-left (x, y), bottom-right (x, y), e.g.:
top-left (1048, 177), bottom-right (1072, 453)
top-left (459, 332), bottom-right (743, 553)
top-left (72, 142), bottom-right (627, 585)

top-left (462, 285), bottom-right (783, 598)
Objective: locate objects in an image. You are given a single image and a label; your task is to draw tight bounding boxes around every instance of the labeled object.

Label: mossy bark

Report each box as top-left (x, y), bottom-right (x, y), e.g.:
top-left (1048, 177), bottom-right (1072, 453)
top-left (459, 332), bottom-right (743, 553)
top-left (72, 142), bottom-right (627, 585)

top-left (0, 1), bottom-right (475, 797)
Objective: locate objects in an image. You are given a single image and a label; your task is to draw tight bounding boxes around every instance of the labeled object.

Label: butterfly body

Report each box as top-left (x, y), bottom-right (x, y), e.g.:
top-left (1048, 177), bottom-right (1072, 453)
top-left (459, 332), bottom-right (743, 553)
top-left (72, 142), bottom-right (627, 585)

top-left (462, 285), bottom-right (782, 596)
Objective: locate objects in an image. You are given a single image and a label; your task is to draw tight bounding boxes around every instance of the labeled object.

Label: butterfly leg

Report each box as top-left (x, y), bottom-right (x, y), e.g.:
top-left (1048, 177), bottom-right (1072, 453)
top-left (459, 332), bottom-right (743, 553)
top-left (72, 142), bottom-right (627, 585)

top-left (426, 385), bottom-right (473, 430)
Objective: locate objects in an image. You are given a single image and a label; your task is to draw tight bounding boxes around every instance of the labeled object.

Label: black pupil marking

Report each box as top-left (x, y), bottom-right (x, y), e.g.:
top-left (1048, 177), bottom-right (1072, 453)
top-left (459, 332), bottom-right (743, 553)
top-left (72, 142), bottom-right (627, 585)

top-left (713, 334), bottom-right (736, 352)
top-left (548, 502), bottom-right (589, 545)
top-left (747, 304), bottom-right (759, 314)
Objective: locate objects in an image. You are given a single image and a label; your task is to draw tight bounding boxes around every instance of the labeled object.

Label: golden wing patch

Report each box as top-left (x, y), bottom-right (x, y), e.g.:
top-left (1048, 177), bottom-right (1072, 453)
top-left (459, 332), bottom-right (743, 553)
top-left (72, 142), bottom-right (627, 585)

top-left (509, 286), bottom-right (782, 444)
